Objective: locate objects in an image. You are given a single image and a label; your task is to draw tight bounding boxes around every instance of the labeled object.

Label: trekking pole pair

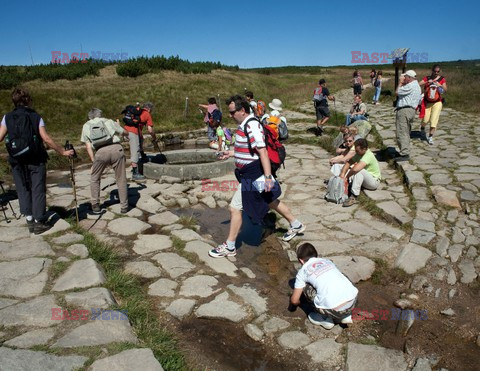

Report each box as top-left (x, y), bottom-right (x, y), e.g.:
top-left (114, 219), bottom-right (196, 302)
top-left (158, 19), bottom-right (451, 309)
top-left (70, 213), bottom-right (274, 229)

top-left (0, 181), bottom-right (17, 223)
top-left (65, 141), bottom-right (79, 225)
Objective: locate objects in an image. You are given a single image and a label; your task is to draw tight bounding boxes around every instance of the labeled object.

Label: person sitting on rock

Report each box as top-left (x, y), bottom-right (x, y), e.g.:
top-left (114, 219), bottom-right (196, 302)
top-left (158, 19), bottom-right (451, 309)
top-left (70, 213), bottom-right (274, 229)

top-left (290, 243), bottom-right (358, 329)
top-left (345, 95), bottom-right (368, 126)
top-left (329, 134), bottom-right (356, 176)
top-left (340, 138), bottom-right (381, 207)
top-left (333, 125), bottom-right (350, 154)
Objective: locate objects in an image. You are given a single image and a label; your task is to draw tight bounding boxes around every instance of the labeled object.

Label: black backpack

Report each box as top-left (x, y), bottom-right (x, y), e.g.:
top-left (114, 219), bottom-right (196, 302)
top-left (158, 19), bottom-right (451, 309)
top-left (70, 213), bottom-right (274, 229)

top-left (121, 105), bottom-right (144, 127)
top-left (4, 107), bottom-right (47, 162)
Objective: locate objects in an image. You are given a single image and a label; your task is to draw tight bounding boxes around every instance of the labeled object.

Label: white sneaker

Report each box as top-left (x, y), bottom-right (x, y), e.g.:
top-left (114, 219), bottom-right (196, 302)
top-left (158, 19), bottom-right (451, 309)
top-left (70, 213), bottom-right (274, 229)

top-left (308, 312), bottom-right (335, 329)
top-left (427, 136), bottom-right (434, 145)
top-left (340, 315), bottom-right (353, 324)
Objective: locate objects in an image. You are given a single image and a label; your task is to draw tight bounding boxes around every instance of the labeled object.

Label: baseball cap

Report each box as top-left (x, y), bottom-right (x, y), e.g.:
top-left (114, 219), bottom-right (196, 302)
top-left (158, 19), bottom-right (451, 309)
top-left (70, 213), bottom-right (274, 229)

top-left (402, 70), bottom-right (416, 78)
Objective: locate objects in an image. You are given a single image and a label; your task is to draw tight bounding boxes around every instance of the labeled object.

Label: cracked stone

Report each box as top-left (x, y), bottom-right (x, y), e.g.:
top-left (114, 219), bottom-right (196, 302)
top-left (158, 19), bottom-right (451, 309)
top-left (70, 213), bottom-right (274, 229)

top-left (52, 258), bottom-right (106, 292)
top-left (277, 331), bottom-right (311, 350)
top-left (395, 244), bottom-right (432, 274)
top-left (179, 275), bottom-right (219, 297)
top-left (195, 292), bottom-right (248, 323)
top-left (165, 298), bottom-right (196, 319)
top-left (151, 252), bottom-right (194, 278)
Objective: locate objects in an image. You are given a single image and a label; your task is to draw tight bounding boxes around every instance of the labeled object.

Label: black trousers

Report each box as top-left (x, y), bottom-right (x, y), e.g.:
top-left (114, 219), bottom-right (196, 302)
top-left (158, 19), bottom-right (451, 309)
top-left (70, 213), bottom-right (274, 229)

top-left (10, 160), bottom-right (47, 221)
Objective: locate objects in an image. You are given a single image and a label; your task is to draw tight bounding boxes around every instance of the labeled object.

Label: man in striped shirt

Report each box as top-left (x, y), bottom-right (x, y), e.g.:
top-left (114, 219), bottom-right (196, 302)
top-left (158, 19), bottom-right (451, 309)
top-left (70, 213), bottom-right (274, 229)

top-left (209, 95), bottom-right (305, 258)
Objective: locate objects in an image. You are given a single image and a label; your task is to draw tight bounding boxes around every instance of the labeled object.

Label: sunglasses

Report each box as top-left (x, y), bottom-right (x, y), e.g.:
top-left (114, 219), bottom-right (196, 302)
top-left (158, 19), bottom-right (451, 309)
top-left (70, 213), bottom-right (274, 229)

top-left (434, 70), bottom-right (440, 73)
top-left (346, 140), bottom-right (354, 143)
top-left (229, 110), bottom-right (238, 115)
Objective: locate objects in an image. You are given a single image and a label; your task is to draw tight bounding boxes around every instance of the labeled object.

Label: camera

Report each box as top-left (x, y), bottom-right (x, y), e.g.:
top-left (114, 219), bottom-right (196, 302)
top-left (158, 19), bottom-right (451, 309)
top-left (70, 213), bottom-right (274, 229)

top-left (64, 140), bottom-right (77, 159)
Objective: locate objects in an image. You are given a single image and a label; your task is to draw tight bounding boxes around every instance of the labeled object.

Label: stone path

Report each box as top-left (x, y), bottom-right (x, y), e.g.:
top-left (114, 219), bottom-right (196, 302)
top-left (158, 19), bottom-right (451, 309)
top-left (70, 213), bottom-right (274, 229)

top-left (0, 83), bottom-right (478, 370)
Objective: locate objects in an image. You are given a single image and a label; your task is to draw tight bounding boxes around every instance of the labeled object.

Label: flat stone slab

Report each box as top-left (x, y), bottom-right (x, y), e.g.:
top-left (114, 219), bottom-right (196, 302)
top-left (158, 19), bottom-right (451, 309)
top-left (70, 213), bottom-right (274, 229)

top-left (328, 256), bottom-right (375, 283)
top-left (458, 260), bottom-right (478, 284)
top-left (308, 240), bottom-right (351, 256)
top-left (165, 298), bottom-right (196, 319)
top-left (107, 217), bottom-right (151, 236)
top-left (262, 317), bottom-right (291, 334)
top-left (67, 244), bottom-right (89, 258)
top-left (410, 229), bottom-right (436, 245)
top-left (147, 211), bottom-right (180, 226)
top-left (53, 314), bottom-right (138, 347)
top-left (0, 238), bottom-right (54, 261)
top-left (184, 241), bottom-right (237, 277)
top-left (357, 240), bottom-right (398, 256)
top-left (4, 328), bottom-right (56, 348)
top-left (135, 196), bottom-right (165, 214)
top-left (125, 261), bottom-right (162, 278)
top-left (277, 331), bottom-right (311, 349)
top-left (336, 221), bottom-right (378, 237)
top-left (0, 347), bottom-right (88, 371)
top-left (395, 243), bottom-right (432, 274)
top-left (405, 170), bottom-right (426, 186)
top-left (227, 284), bottom-right (268, 316)
top-left (432, 186), bottom-right (461, 209)
top-left (364, 189), bottom-right (394, 201)
top-left (346, 343), bottom-right (407, 371)
top-left (430, 173), bottom-right (452, 185)
top-left (179, 275), bottom-right (219, 297)
top-left (305, 338), bottom-right (344, 366)
top-left (41, 218), bottom-right (72, 235)
top-left (0, 295), bottom-right (58, 328)
top-left (171, 228), bottom-right (203, 242)
top-left (148, 278), bottom-right (178, 297)
top-left (413, 219), bottom-right (436, 233)
top-left (64, 288), bottom-right (117, 309)
top-left (151, 252), bottom-right (194, 278)
top-left (51, 233), bottom-right (84, 245)
top-left (52, 258), bottom-right (106, 292)
top-left (0, 226), bottom-right (30, 241)
top-left (0, 257), bottom-right (51, 298)
top-left (195, 292), bottom-right (248, 323)
top-left (133, 234), bottom-right (172, 255)
top-left (363, 220), bottom-right (405, 240)
top-left (89, 348), bottom-right (163, 371)
top-left (0, 298), bottom-right (18, 309)
top-left (377, 201), bottom-right (412, 225)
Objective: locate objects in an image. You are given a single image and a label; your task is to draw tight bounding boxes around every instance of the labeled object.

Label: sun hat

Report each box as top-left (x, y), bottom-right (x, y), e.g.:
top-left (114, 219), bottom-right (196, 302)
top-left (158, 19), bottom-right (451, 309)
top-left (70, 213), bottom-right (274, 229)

top-left (402, 70), bottom-right (417, 78)
top-left (268, 98), bottom-right (283, 111)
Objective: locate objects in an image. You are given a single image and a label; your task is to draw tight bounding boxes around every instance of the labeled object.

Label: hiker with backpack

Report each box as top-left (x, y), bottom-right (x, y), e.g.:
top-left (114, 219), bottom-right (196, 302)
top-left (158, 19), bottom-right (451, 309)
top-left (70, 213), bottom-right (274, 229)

top-left (372, 70), bottom-right (383, 105)
top-left (80, 108), bottom-right (129, 214)
top-left (210, 119), bottom-right (234, 151)
top-left (208, 95), bottom-right (305, 259)
top-left (199, 97), bottom-right (222, 149)
top-left (419, 65), bottom-right (447, 145)
top-left (313, 79), bottom-right (335, 136)
top-left (345, 95), bottom-right (368, 126)
top-left (268, 101), bottom-right (289, 141)
top-left (339, 138), bottom-right (381, 207)
top-left (329, 133), bottom-right (356, 176)
top-left (0, 88), bottom-right (74, 234)
top-left (351, 70), bottom-right (364, 96)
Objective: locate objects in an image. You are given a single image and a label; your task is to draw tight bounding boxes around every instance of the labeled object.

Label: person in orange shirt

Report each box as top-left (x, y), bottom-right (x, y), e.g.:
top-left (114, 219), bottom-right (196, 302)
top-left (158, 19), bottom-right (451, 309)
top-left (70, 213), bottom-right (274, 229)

top-left (125, 102), bottom-right (157, 180)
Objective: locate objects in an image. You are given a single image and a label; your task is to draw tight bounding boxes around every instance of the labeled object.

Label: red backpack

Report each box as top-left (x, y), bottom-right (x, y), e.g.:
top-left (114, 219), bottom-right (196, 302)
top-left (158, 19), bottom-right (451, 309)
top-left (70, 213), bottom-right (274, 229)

top-left (425, 76), bottom-right (443, 103)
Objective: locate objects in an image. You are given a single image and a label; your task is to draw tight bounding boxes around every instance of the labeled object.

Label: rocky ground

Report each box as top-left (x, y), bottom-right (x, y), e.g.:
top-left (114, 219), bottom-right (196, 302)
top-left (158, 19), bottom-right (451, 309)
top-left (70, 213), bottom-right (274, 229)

top-left (0, 84), bottom-right (478, 370)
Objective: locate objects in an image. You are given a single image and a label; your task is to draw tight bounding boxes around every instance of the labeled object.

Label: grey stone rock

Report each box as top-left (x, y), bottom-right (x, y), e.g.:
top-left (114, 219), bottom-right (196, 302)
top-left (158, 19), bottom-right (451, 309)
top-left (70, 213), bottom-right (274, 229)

top-left (465, 246), bottom-right (478, 259)
top-left (165, 298), bottom-right (196, 319)
top-left (41, 218), bottom-right (72, 236)
top-left (395, 243), bottom-right (432, 274)
top-left (448, 244), bottom-right (463, 263)
top-left (431, 186), bottom-right (461, 209)
top-left (436, 237), bottom-right (449, 257)
top-left (336, 221), bottom-right (378, 237)
top-left (180, 275), bottom-right (219, 297)
top-left (305, 338), bottom-right (344, 366)
top-left (171, 228), bottom-right (203, 242)
top-left (412, 187), bottom-right (430, 201)
top-left (0, 298), bottom-right (18, 309)
top-left (466, 235), bottom-right (480, 246)
top-left (52, 258), bottom-right (106, 292)
top-left (147, 211), bottom-right (180, 226)
top-left (135, 196), bottom-right (165, 214)
top-left (0, 347), bottom-right (87, 371)
top-left (447, 269), bottom-right (457, 285)
top-left (430, 174), bottom-right (452, 185)
top-left (0, 295), bottom-right (58, 328)
top-left (132, 234), bottom-right (172, 255)
top-left (263, 317), bottom-right (291, 334)
top-left (308, 240), bottom-right (352, 256)
top-left (363, 220), bottom-right (405, 240)
top-left (151, 252), bottom-right (194, 278)
top-left (413, 219), bottom-right (436, 233)
top-left (4, 328), bottom-right (56, 348)
top-left (125, 261), bottom-right (162, 278)
top-left (447, 210), bottom-right (458, 223)
top-left (410, 230), bottom-right (436, 245)
top-left (0, 257), bottom-right (51, 298)
top-left (357, 240), bottom-right (397, 256)
top-left (244, 323), bottom-right (264, 341)
top-left (0, 238), bottom-right (54, 261)
top-left (89, 348), bottom-right (163, 371)
top-left (448, 289), bottom-right (456, 299)
top-left (184, 241), bottom-right (237, 277)
top-left (435, 268), bottom-right (447, 281)
top-left (277, 331), bottom-right (311, 349)
top-left (440, 308), bottom-right (455, 316)
top-left (410, 275), bottom-right (429, 291)
top-left (452, 227), bottom-right (465, 244)
top-left (52, 233), bottom-right (84, 245)
top-left (364, 190), bottom-right (394, 201)
top-left (240, 267), bottom-right (256, 279)
top-left (430, 256), bottom-right (448, 267)
top-left (195, 292), bottom-right (248, 323)
top-left (227, 284), bottom-right (268, 316)
top-left (458, 260), bottom-right (478, 284)
top-left (64, 288), bottom-right (117, 309)
top-left (53, 314), bottom-right (138, 347)
top-left (329, 256), bottom-right (375, 283)
top-left (67, 244), bottom-right (89, 258)
top-left (412, 357), bottom-right (432, 371)
top-left (460, 190), bottom-right (478, 202)
top-left (148, 278), bottom-right (178, 297)
top-left (107, 217), bottom-right (151, 236)
top-left (0, 226), bottom-right (31, 241)
top-left (405, 171), bottom-right (426, 186)
top-left (377, 201), bottom-right (413, 225)
top-left (346, 343), bottom-right (407, 371)
top-left (200, 195), bottom-right (216, 208)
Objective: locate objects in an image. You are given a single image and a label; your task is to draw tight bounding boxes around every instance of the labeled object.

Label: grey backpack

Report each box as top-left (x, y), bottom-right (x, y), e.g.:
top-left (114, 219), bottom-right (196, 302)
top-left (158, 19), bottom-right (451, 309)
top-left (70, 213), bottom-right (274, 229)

top-left (90, 119), bottom-right (114, 150)
top-left (278, 118), bottom-right (289, 140)
top-left (325, 176), bottom-right (348, 204)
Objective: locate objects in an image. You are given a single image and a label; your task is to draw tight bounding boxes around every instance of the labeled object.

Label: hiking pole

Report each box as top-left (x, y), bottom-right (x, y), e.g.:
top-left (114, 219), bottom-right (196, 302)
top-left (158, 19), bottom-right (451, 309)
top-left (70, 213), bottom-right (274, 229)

top-left (65, 141), bottom-right (79, 224)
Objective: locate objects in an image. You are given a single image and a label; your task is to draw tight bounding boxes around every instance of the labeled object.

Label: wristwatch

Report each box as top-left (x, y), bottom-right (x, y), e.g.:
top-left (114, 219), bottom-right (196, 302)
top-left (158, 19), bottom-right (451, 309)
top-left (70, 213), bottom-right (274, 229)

top-left (265, 175), bottom-right (273, 180)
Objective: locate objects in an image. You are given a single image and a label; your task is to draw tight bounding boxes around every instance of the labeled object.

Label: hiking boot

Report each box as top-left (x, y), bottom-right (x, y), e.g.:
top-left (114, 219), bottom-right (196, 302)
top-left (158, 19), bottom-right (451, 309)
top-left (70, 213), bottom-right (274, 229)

top-left (282, 223), bottom-right (306, 242)
top-left (91, 204), bottom-right (102, 214)
top-left (308, 312), bottom-right (335, 329)
top-left (340, 315), bottom-right (353, 324)
top-left (315, 126), bottom-right (324, 136)
top-left (27, 219), bottom-right (34, 233)
top-left (427, 136), bottom-right (434, 145)
top-left (208, 242), bottom-right (236, 258)
top-left (395, 155), bottom-right (410, 162)
top-left (33, 221), bottom-right (52, 235)
top-left (120, 206), bottom-right (130, 214)
top-left (342, 196), bottom-right (357, 208)
top-left (132, 168), bottom-right (146, 181)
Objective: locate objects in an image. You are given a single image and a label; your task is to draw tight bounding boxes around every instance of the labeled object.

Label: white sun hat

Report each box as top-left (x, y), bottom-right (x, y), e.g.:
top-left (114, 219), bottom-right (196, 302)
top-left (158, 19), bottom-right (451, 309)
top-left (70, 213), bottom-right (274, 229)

top-left (268, 98), bottom-right (283, 111)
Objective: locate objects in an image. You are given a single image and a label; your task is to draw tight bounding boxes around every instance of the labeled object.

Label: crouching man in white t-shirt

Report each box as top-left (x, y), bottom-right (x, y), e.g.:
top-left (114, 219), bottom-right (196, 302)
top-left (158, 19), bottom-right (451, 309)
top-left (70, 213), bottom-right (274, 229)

top-left (290, 243), bottom-right (358, 329)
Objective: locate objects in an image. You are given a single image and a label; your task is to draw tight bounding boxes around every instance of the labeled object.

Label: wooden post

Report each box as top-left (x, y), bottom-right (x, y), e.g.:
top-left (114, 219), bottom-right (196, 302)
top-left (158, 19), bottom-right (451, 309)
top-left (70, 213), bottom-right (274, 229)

top-left (184, 97), bottom-right (189, 119)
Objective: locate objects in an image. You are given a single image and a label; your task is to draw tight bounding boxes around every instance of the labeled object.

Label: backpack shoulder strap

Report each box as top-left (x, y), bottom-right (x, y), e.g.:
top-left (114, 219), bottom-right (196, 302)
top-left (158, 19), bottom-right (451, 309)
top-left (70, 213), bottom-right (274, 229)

top-left (244, 117), bottom-right (261, 156)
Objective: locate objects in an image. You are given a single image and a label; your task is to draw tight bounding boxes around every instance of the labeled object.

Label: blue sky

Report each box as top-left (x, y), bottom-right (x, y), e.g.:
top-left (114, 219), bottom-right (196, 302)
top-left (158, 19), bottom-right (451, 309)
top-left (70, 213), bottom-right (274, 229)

top-left (1, 0), bottom-right (479, 67)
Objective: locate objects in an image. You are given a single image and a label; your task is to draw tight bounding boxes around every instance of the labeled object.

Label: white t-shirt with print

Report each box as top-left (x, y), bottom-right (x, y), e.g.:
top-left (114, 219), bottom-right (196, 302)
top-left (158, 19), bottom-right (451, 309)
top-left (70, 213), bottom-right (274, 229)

top-left (294, 257), bottom-right (358, 309)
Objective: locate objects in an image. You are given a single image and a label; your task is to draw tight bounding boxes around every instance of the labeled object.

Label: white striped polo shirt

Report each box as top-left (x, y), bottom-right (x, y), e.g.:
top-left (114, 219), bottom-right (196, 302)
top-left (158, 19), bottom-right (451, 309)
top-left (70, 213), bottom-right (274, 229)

top-left (234, 115), bottom-right (266, 169)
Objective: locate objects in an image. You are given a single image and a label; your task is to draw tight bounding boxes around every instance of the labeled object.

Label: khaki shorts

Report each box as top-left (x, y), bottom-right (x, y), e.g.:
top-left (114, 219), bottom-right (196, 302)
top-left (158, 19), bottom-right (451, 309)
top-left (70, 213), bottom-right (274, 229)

top-left (230, 184), bottom-right (242, 210)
